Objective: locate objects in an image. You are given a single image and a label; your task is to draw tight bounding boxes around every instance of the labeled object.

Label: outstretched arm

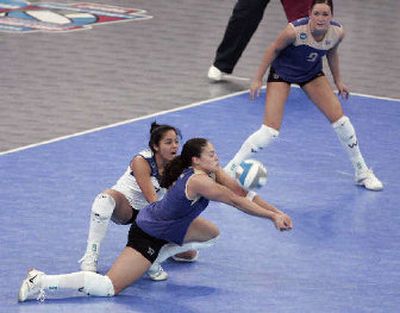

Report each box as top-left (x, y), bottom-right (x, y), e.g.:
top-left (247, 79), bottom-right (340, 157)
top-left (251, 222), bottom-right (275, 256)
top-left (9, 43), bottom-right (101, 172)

top-left (215, 167), bottom-right (247, 197)
top-left (215, 167), bottom-right (288, 215)
top-left (189, 173), bottom-right (292, 231)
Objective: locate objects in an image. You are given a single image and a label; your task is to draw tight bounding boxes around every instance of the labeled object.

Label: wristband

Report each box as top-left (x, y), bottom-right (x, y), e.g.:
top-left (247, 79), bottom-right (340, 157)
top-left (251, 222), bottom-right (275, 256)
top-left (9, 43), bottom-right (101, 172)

top-left (246, 190), bottom-right (257, 201)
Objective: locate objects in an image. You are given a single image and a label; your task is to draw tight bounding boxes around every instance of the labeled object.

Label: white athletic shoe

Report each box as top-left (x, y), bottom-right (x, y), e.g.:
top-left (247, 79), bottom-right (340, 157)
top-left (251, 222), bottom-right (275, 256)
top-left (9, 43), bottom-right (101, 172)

top-left (78, 251), bottom-right (99, 272)
top-left (171, 250), bottom-right (199, 262)
top-left (355, 169), bottom-right (383, 191)
top-left (207, 65), bottom-right (227, 81)
top-left (147, 263), bottom-right (168, 281)
top-left (18, 269), bottom-right (46, 302)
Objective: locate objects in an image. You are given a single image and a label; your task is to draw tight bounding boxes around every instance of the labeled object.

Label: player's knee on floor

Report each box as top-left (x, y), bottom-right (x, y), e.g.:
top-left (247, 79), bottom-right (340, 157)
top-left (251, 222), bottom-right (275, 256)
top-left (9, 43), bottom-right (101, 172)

top-left (82, 272), bottom-right (115, 297)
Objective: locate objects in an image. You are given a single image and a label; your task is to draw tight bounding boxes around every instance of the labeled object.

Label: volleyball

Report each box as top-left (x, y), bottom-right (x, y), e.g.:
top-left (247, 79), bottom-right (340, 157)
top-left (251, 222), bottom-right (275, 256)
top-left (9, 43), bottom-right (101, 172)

top-left (236, 159), bottom-right (268, 189)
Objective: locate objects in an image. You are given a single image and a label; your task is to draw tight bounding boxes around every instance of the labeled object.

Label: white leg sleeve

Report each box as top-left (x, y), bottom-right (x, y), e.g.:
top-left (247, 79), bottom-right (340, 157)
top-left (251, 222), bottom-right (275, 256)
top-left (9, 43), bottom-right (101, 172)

top-left (40, 271), bottom-right (114, 297)
top-left (332, 116), bottom-right (368, 174)
top-left (41, 272), bottom-right (85, 291)
top-left (231, 125), bottom-right (279, 165)
top-left (149, 236), bottom-right (219, 272)
top-left (85, 193), bottom-right (116, 254)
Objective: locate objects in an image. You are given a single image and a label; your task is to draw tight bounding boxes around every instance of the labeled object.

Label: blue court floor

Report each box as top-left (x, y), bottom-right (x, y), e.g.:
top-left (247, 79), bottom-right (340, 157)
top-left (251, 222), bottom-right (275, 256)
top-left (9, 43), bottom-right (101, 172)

top-left (1, 89), bottom-right (399, 313)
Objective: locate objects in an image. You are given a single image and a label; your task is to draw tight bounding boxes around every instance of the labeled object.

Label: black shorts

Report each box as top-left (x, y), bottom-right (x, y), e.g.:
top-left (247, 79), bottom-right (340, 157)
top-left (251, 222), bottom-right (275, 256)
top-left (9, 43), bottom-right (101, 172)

top-left (126, 222), bottom-right (168, 263)
top-left (123, 207), bottom-right (139, 225)
top-left (267, 67), bottom-right (325, 87)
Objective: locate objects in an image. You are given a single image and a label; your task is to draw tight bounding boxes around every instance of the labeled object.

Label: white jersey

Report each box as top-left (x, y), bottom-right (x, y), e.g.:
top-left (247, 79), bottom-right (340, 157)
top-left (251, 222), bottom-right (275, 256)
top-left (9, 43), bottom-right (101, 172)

top-left (111, 149), bottom-right (166, 210)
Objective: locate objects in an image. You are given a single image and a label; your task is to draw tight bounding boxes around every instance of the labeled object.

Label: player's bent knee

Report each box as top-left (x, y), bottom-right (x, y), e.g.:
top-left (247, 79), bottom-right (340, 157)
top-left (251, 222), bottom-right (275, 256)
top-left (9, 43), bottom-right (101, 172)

top-left (83, 272), bottom-right (115, 297)
top-left (201, 219), bottom-right (220, 240)
top-left (209, 224), bottom-right (220, 239)
top-left (205, 235), bottom-right (220, 247)
top-left (92, 193), bottom-right (116, 219)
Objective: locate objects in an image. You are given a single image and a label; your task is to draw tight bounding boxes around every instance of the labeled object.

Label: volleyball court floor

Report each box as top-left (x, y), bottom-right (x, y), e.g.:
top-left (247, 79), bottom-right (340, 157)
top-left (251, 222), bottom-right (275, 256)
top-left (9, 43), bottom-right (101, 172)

top-left (1, 89), bottom-right (399, 313)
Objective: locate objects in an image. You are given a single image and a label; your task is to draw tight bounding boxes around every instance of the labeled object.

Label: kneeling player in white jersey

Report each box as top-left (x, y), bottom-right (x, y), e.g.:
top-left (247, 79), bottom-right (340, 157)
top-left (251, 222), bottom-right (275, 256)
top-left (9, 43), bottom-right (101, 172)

top-left (225, 0), bottom-right (383, 191)
top-left (79, 122), bottom-right (198, 281)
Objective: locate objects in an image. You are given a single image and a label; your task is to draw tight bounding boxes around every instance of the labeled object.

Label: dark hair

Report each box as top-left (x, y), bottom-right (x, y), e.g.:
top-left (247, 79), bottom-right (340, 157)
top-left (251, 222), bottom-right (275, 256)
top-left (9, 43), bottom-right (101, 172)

top-left (148, 121), bottom-right (182, 154)
top-left (160, 138), bottom-right (208, 188)
top-left (311, 0), bottom-right (333, 14)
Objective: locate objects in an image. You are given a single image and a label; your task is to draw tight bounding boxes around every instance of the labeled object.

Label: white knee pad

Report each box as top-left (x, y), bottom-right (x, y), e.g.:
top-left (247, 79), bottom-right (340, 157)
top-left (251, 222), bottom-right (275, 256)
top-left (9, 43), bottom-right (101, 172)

top-left (82, 272), bottom-right (115, 297)
top-left (248, 125), bottom-right (279, 153)
top-left (91, 193), bottom-right (115, 222)
top-left (332, 116), bottom-right (358, 148)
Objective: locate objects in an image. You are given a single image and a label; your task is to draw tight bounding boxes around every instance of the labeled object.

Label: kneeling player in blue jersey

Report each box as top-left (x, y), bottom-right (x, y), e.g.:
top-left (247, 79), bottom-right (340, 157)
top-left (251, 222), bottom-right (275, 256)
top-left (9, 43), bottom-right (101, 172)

top-left (18, 138), bottom-right (292, 302)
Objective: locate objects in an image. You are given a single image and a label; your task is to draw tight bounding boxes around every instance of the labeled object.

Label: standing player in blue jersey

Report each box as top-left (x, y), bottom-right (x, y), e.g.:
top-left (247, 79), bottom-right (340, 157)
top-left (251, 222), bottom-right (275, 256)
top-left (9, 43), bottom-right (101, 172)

top-left (18, 138), bottom-right (292, 302)
top-left (225, 0), bottom-right (383, 191)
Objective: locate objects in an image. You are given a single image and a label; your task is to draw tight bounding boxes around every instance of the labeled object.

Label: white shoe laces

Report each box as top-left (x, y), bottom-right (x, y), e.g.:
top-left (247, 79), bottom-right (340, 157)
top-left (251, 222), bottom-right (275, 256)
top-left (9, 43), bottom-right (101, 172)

top-left (36, 289), bottom-right (46, 303)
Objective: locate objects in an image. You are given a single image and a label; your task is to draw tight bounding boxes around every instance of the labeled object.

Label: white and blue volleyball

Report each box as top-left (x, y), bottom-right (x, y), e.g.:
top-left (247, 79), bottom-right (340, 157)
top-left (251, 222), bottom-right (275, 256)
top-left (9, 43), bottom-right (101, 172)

top-left (236, 159), bottom-right (268, 189)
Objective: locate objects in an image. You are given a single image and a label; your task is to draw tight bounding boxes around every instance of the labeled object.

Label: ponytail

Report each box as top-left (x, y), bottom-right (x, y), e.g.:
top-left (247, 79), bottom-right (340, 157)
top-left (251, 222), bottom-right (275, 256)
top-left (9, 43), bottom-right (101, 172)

top-left (160, 156), bottom-right (187, 188)
top-left (160, 138), bottom-right (209, 189)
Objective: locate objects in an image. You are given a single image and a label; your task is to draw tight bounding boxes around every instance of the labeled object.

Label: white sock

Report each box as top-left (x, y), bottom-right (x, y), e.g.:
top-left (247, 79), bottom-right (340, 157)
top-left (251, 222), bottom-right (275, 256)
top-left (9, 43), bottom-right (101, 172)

top-left (41, 272), bottom-right (84, 291)
top-left (230, 125), bottom-right (279, 165)
top-left (150, 236), bottom-right (219, 271)
top-left (40, 272), bottom-right (114, 296)
top-left (85, 193), bottom-right (115, 256)
top-left (332, 116), bottom-right (369, 175)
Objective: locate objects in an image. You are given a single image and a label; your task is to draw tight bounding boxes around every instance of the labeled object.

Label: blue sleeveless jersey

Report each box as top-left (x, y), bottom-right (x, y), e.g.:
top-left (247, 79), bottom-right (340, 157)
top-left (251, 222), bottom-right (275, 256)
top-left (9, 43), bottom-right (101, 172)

top-left (271, 17), bottom-right (343, 82)
top-left (136, 168), bottom-right (210, 245)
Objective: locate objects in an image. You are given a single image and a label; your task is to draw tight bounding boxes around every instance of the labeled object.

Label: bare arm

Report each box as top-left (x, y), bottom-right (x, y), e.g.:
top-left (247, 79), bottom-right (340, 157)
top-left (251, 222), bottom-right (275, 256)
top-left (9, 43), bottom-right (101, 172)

top-left (253, 195), bottom-right (283, 215)
top-left (215, 167), bottom-right (292, 227)
top-left (189, 173), bottom-right (292, 231)
top-left (250, 24), bottom-right (296, 99)
top-left (326, 31), bottom-right (349, 99)
top-left (130, 156), bottom-right (158, 203)
top-left (215, 167), bottom-right (247, 197)
top-left (216, 168), bottom-right (288, 214)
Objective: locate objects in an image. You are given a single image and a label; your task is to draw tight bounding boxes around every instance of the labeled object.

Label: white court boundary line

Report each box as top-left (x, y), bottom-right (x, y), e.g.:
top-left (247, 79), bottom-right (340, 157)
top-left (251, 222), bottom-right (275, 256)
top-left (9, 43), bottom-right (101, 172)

top-left (291, 84), bottom-right (400, 102)
top-left (1, 88), bottom-right (399, 156)
top-left (347, 92), bottom-right (400, 102)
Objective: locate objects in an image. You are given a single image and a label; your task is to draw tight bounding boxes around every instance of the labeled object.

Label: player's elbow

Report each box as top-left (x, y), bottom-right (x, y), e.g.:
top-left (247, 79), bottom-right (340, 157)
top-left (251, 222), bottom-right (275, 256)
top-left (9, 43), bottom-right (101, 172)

top-left (231, 184), bottom-right (247, 197)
